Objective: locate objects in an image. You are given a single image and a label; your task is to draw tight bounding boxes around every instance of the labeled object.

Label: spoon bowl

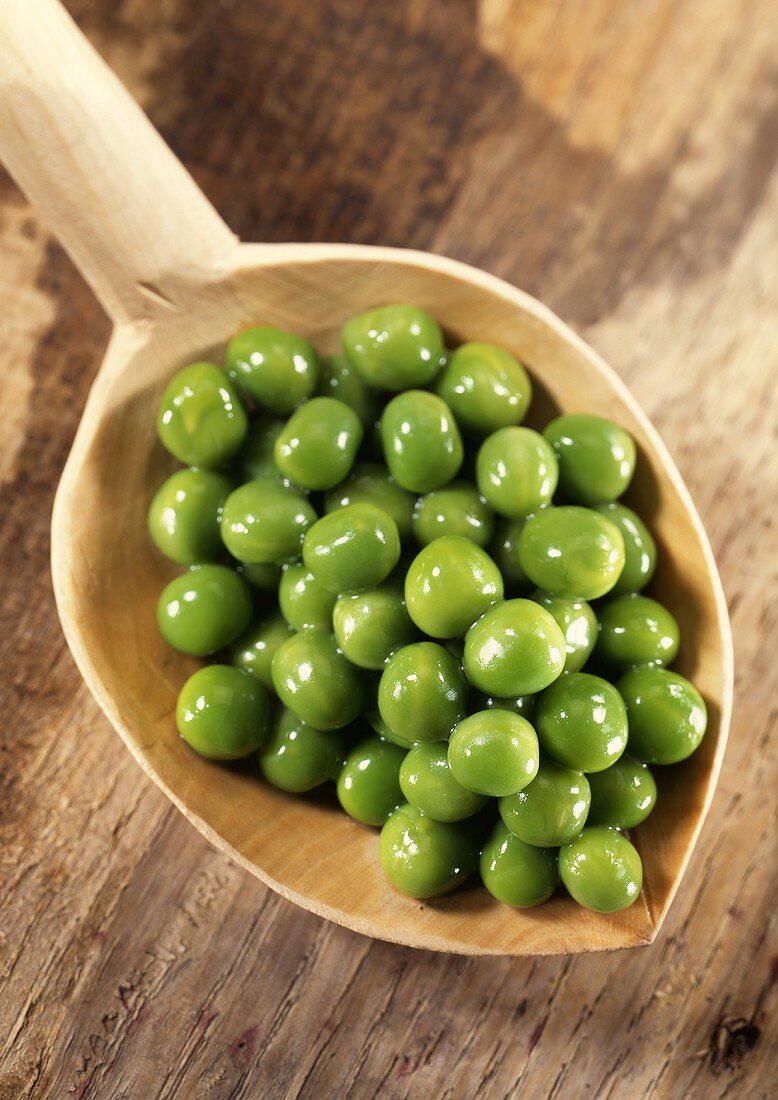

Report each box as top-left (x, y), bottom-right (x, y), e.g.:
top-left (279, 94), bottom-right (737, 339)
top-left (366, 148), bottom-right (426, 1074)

top-left (2, 2), bottom-right (733, 955)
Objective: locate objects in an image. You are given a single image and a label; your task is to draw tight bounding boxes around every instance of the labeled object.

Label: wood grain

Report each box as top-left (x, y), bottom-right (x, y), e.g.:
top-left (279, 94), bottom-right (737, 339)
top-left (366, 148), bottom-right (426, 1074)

top-left (0, 0), bottom-right (775, 1095)
top-left (0, 0), bottom-right (238, 325)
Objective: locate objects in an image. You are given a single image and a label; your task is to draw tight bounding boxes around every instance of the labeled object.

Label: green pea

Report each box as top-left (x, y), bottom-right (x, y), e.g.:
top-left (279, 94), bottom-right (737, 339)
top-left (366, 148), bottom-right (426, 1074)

top-left (532, 591), bottom-right (597, 673)
top-left (399, 742), bottom-right (487, 822)
top-left (558, 827), bottom-right (643, 912)
top-left (480, 822), bottom-right (558, 907)
top-left (157, 362), bottom-right (248, 468)
top-left (544, 414), bottom-right (636, 506)
top-left (518, 506), bottom-right (625, 600)
top-left (476, 427), bottom-right (558, 518)
top-left (378, 642), bottom-right (467, 743)
top-left (274, 397), bottom-right (363, 491)
top-left (337, 736), bottom-right (407, 825)
top-left (463, 598), bottom-right (566, 696)
top-left (226, 326), bottom-right (320, 413)
top-left (342, 304), bottom-right (444, 390)
top-left (234, 418), bottom-right (286, 483)
top-left (490, 518), bottom-right (532, 594)
top-left (271, 630), bottom-right (363, 730)
top-left (435, 343), bottom-right (532, 435)
top-left (587, 756), bottom-right (657, 829)
top-left (302, 503), bottom-right (400, 594)
top-left (499, 758), bottom-right (590, 847)
top-left (278, 564), bottom-right (337, 632)
top-left (405, 536), bottom-right (503, 639)
top-left (366, 695), bottom-right (415, 749)
top-left (617, 666), bottom-right (707, 764)
top-left (148, 467), bottom-right (233, 565)
top-left (448, 710), bottom-right (539, 796)
top-left (413, 481), bottom-right (495, 548)
top-left (596, 594), bottom-right (680, 669)
top-left (594, 503), bottom-right (657, 595)
top-left (229, 612), bottom-right (293, 691)
top-left (380, 803), bottom-right (478, 898)
top-left (317, 352), bottom-right (380, 426)
top-left (236, 561), bottom-right (282, 592)
top-left (259, 708), bottom-right (345, 792)
top-left (324, 463), bottom-right (416, 542)
top-left (471, 692), bottom-right (536, 721)
top-left (221, 479), bottom-right (316, 565)
top-left (535, 672), bottom-right (628, 772)
top-left (381, 391), bottom-right (463, 493)
top-left (332, 583), bottom-right (417, 669)
top-left (176, 665), bottom-right (271, 760)
top-left (157, 565), bottom-right (252, 656)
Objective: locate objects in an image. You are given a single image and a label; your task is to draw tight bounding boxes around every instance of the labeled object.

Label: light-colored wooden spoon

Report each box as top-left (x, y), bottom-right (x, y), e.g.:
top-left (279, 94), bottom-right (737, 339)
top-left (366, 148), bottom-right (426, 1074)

top-left (1, 0), bottom-right (733, 955)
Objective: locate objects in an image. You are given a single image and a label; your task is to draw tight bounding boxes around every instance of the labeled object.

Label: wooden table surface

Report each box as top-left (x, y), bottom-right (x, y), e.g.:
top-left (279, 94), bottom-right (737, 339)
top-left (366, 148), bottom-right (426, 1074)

top-left (1, 1), bottom-right (776, 1096)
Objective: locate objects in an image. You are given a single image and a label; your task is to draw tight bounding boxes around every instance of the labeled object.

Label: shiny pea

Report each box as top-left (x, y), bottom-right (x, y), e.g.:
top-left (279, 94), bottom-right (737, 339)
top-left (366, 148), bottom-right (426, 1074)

top-left (366, 695), bottom-right (415, 749)
top-left (463, 598), bottom-right (566, 696)
top-left (148, 467), bottom-right (232, 565)
top-left (176, 665), bottom-right (271, 760)
top-left (157, 362), bottom-right (248, 468)
top-left (435, 343), bottom-right (532, 435)
top-left (378, 642), bottom-right (467, 744)
top-left (324, 463), bottom-right (416, 542)
top-left (302, 503), bottom-right (400, 594)
top-left (259, 708), bottom-right (345, 792)
top-left (518, 506), bottom-right (625, 599)
top-left (337, 736), bottom-right (407, 825)
top-left (413, 481), bottom-right (495, 547)
top-left (342, 304), bottom-right (444, 390)
top-left (617, 666), bottom-right (707, 764)
top-left (228, 612), bottom-right (293, 691)
top-left (221, 479), bottom-right (316, 565)
top-left (532, 590), bottom-right (597, 673)
top-left (544, 414), bottom-right (636, 505)
top-left (404, 536), bottom-right (503, 639)
top-left (595, 502), bottom-right (657, 594)
top-left (476, 427), bottom-right (558, 518)
top-left (333, 583), bottom-right (417, 670)
top-left (237, 561), bottom-right (283, 592)
top-left (226, 326), bottom-right (320, 413)
top-left (156, 565), bottom-right (252, 656)
top-left (271, 630), bottom-right (363, 730)
top-left (381, 391), bottom-right (463, 493)
top-left (480, 822), bottom-right (558, 907)
top-left (499, 758), bottom-right (590, 847)
top-left (278, 564), bottom-right (337, 632)
top-left (558, 827), bottom-right (643, 912)
top-left (379, 803), bottom-right (478, 898)
top-left (587, 756), bottom-right (657, 829)
top-left (535, 672), bottom-right (628, 773)
top-left (596, 594), bottom-right (680, 669)
top-left (399, 742), bottom-right (487, 822)
top-left (470, 692), bottom-right (536, 721)
top-left (234, 418), bottom-right (286, 483)
top-left (490, 517), bottom-right (532, 595)
top-left (317, 352), bottom-right (380, 426)
top-left (448, 710), bottom-right (539, 797)
top-left (274, 397), bottom-right (363, 491)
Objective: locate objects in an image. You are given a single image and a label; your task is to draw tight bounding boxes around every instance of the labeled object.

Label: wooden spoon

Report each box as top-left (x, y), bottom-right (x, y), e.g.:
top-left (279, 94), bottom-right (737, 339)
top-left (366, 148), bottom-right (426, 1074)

top-left (1, 0), bottom-right (733, 955)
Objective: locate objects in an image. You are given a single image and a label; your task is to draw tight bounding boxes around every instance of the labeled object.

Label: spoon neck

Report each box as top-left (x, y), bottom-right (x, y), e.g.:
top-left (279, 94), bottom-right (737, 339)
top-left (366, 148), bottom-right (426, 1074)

top-left (0, 0), bottom-right (239, 325)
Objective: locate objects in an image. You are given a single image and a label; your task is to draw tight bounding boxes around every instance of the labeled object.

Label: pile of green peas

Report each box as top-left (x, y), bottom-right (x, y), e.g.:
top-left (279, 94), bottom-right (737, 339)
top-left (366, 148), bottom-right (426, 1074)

top-left (149, 305), bottom-right (708, 914)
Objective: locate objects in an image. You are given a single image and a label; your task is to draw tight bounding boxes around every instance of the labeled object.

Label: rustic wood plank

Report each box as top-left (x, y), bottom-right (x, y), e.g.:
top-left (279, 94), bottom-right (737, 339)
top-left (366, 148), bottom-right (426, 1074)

top-left (0, 0), bottom-right (775, 1096)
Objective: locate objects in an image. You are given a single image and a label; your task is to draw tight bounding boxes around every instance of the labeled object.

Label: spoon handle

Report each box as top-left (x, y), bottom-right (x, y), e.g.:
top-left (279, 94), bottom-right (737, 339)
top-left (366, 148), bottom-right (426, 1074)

top-left (0, 0), bottom-right (239, 324)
